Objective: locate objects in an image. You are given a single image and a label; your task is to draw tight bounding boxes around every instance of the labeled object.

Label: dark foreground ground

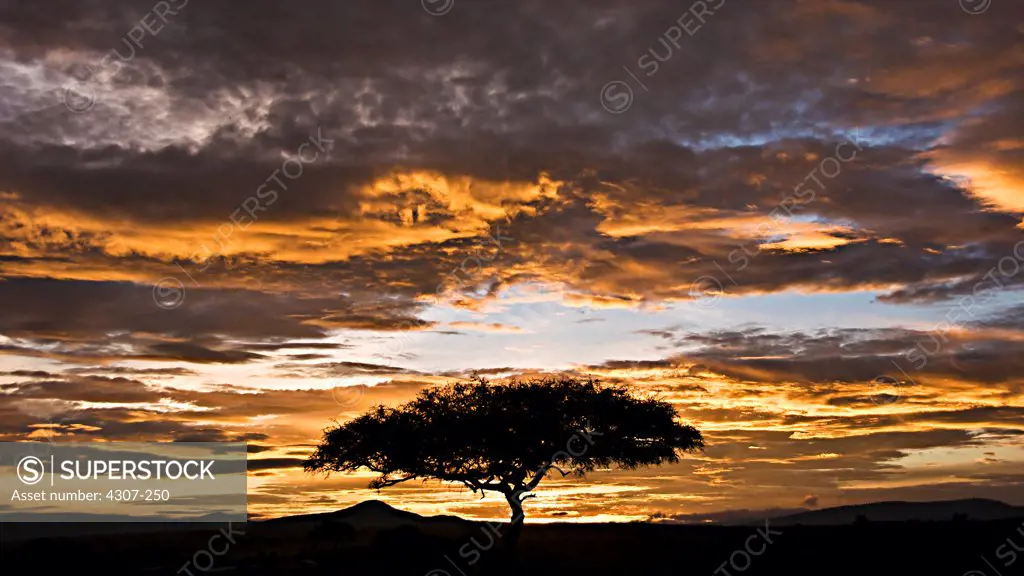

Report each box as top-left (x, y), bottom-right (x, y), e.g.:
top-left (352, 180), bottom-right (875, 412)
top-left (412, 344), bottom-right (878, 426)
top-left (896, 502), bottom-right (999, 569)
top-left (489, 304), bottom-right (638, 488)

top-left (3, 518), bottom-right (1022, 575)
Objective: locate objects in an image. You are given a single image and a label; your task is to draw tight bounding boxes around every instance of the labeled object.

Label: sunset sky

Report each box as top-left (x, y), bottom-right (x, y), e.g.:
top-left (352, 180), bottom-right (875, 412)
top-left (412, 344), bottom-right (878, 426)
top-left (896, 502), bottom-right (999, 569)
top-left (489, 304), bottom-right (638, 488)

top-left (1, 0), bottom-right (1022, 522)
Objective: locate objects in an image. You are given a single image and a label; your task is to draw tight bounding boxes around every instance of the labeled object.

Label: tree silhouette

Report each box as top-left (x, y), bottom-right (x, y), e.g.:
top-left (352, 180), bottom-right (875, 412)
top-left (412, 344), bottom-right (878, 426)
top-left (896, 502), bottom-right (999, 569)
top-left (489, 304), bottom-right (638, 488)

top-left (305, 376), bottom-right (704, 545)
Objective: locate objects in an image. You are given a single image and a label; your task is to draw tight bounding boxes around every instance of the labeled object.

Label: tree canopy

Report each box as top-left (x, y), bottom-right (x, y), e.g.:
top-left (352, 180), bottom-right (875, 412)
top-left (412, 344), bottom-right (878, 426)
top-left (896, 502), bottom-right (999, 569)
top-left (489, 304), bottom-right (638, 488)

top-left (305, 376), bottom-right (703, 529)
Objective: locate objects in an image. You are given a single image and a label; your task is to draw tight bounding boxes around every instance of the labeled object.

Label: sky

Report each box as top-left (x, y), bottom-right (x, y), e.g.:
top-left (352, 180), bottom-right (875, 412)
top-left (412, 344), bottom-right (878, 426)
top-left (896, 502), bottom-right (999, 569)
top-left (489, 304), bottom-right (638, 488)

top-left (0, 0), bottom-right (1022, 522)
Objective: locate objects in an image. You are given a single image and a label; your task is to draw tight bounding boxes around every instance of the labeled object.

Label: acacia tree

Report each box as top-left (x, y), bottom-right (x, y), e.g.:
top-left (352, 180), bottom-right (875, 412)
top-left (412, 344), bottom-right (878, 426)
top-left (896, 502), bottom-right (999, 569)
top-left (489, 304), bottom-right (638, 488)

top-left (305, 376), bottom-right (703, 542)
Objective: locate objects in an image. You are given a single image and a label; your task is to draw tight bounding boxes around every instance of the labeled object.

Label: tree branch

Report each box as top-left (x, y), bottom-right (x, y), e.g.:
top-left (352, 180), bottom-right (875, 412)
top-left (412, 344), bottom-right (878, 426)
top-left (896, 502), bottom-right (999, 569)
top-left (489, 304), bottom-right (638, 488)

top-left (372, 474), bottom-right (417, 488)
top-left (524, 463), bottom-right (552, 491)
top-left (547, 465), bottom-right (571, 477)
top-left (450, 474), bottom-right (509, 493)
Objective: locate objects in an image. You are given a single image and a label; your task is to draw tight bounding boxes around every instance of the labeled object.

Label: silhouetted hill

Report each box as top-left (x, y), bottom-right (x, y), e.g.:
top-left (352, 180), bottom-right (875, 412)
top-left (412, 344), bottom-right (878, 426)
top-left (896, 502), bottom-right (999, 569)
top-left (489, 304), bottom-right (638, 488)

top-left (649, 498), bottom-right (1024, 526)
top-left (265, 499), bottom-right (472, 529)
top-left (771, 498), bottom-right (1024, 525)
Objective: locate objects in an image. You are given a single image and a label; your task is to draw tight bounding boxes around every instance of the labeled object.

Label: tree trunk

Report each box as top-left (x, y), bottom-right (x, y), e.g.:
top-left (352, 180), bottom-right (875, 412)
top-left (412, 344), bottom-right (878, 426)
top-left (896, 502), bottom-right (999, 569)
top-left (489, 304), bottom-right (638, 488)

top-left (475, 492), bottom-right (523, 575)
top-left (505, 493), bottom-right (525, 548)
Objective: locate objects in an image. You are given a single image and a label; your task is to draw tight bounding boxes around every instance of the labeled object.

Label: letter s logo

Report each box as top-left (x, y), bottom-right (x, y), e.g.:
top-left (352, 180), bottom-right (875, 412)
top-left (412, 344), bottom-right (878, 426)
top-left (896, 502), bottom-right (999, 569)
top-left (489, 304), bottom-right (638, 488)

top-left (17, 456), bottom-right (45, 485)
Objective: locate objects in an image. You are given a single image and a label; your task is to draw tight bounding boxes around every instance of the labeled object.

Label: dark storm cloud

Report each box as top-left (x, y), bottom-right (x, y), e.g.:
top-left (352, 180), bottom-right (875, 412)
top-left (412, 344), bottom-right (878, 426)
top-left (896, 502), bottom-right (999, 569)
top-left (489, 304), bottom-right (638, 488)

top-left (172, 430), bottom-right (269, 443)
top-left (0, 375), bottom-right (162, 403)
top-left (0, 276), bottom-right (427, 363)
top-left (272, 360), bottom-right (421, 378)
top-left (63, 366), bottom-right (197, 376)
top-left (0, 0), bottom-right (1018, 217)
top-left (0, 370), bottom-right (59, 378)
top-left (4, 0), bottom-right (1017, 143)
top-left (245, 342), bottom-right (351, 352)
top-left (593, 359), bottom-right (679, 370)
top-left (247, 458), bottom-right (305, 471)
top-left (645, 325), bottom-right (1024, 386)
top-left (973, 303), bottom-right (1024, 331)
top-left (0, 141), bottom-right (366, 223)
top-left (0, 277), bottom-right (318, 339)
top-left (139, 341), bottom-right (266, 364)
top-left (0, 0), bottom-right (1020, 324)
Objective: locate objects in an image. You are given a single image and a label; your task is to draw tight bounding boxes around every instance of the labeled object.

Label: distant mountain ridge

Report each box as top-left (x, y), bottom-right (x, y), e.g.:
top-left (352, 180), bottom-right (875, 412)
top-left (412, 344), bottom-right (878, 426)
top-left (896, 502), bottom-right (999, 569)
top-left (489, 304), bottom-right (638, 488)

top-left (771, 498), bottom-right (1024, 526)
top-left (650, 498), bottom-right (1024, 526)
top-left (6, 499), bottom-right (1023, 544)
top-left (270, 498), bottom-right (1024, 529)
